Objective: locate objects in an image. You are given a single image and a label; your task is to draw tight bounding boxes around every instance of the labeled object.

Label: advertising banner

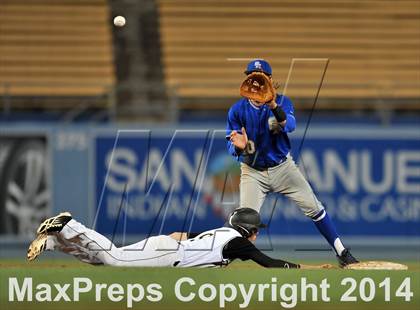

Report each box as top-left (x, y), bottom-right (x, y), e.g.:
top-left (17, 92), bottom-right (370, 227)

top-left (94, 129), bottom-right (420, 237)
top-left (0, 134), bottom-right (50, 237)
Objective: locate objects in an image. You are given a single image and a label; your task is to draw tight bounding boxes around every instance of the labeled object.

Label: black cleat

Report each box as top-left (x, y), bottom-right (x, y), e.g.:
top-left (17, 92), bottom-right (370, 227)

top-left (28, 212), bottom-right (72, 262)
top-left (337, 249), bottom-right (359, 268)
top-left (36, 212), bottom-right (72, 234)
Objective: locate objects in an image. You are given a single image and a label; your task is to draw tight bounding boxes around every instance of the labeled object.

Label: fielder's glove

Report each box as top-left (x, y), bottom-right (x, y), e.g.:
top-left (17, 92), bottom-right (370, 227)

top-left (240, 72), bottom-right (276, 103)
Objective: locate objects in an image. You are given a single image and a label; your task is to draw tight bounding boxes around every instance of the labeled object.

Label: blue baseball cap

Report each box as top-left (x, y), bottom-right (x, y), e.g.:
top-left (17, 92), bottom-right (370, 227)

top-left (245, 59), bottom-right (272, 75)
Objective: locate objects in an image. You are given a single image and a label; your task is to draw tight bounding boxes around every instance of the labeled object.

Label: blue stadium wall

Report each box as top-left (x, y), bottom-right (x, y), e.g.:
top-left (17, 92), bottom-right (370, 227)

top-left (0, 123), bottom-right (419, 248)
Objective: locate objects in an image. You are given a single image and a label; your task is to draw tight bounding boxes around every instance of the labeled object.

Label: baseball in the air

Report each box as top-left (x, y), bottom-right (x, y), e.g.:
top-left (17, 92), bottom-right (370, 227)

top-left (113, 16), bottom-right (126, 27)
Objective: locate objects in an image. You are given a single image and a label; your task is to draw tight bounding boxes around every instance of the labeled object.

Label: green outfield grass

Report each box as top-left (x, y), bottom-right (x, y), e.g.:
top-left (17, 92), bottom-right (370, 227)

top-left (1, 258), bottom-right (419, 310)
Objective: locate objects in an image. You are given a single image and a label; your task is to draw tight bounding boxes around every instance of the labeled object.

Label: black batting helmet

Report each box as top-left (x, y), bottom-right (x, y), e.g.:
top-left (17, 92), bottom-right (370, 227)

top-left (228, 208), bottom-right (267, 238)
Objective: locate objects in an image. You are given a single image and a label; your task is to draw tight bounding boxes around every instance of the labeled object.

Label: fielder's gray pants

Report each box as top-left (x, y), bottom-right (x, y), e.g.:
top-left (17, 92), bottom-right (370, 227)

top-left (239, 155), bottom-right (324, 218)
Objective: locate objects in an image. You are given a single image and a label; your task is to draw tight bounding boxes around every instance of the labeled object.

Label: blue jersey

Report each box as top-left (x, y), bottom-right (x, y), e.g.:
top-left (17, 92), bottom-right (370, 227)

top-left (226, 95), bottom-right (296, 168)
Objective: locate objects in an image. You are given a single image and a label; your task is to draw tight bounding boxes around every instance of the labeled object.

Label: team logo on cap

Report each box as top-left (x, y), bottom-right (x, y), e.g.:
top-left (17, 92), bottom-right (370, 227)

top-left (254, 61), bottom-right (262, 70)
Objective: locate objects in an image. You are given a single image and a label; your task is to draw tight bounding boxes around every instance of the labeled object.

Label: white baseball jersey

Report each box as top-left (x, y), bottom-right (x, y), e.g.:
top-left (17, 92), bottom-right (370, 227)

top-left (177, 227), bottom-right (242, 267)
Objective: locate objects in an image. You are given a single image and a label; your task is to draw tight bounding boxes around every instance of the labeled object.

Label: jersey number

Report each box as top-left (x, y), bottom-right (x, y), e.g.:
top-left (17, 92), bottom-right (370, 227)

top-left (190, 233), bottom-right (214, 242)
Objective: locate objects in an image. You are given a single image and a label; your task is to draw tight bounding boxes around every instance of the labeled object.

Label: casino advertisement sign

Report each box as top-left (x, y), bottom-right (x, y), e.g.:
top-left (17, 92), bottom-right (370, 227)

top-left (94, 128), bottom-right (420, 237)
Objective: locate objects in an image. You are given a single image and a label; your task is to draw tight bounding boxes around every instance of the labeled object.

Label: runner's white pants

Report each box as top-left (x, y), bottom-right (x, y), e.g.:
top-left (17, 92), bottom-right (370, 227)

top-left (47, 219), bottom-right (182, 267)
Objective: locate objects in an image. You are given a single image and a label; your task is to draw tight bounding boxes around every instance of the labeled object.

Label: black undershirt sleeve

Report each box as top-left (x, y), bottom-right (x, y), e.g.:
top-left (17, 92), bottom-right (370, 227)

top-left (271, 105), bottom-right (287, 123)
top-left (222, 237), bottom-right (300, 269)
